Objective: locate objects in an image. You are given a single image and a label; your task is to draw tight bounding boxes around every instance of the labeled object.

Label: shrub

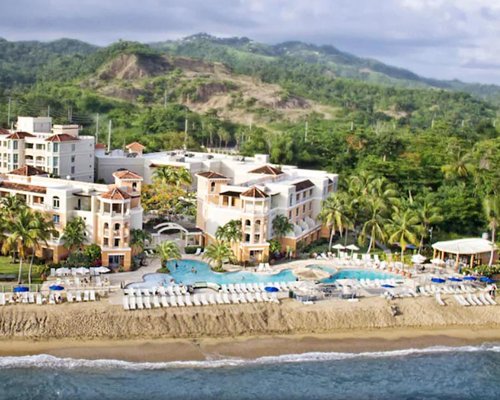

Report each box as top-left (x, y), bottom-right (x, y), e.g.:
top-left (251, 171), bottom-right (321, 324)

top-left (185, 246), bottom-right (203, 254)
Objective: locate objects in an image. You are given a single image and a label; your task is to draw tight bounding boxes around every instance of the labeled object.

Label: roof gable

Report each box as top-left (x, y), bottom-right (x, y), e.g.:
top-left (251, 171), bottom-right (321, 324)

top-left (8, 165), bottom-right (48, 176)
top-left (100, 187), bottom-right (131, 200)
top-left (126, 142), bottom-right (145, 151)
top-left (113, 170), bottom-right (143, 180)
top-left (241, 186), bottom-right (269, 198)
top-left (45, 133), bottom-right (78, 142)
top-left (0, 181), bottom-right (47, 194)
top-left (248, 165), bottom-right (283, 175)
top-left (6, 131), bottom-right (35, 139)
top-left (293, 179), bottom-right (315, 192)
top-left (197, 171), bottom-right (228, 180)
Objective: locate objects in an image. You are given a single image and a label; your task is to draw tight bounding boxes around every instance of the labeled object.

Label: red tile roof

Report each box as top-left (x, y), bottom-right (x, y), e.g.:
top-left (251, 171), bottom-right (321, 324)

top-left (0, 128), bottom-right (10, 135)
top-left (241, 186), bottom-right (269, 198)
top-left (197, 171), bottom-right (228, 180)
top-left (126, 142), bottom-right (145, 151)
top-left (100, 187), bottom-right (131, 200)
top-left (113, 170), bottom-right (143, 180)
top-left (45, 133), bottom-right (78, 142)
top-left (0, 181), bottom-right (47, 194)
top-left (8, 165), bottom-right (48, 176)
top-left (248, 165), bottom-right (283, 175)
top-left (293, 179), bottom-right (315, 192)
top-left (6, 131), bottom-right (35, 139)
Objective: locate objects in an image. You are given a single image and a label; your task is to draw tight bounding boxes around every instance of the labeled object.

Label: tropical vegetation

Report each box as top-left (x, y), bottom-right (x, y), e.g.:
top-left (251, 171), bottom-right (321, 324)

top-left (155, 240), bottom-right (181, 273)
top-left (203, 241), bottom-right (234, 271)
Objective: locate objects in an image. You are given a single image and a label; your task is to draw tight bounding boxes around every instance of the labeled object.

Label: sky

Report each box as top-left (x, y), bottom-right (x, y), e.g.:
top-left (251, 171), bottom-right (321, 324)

top-left (2, 0), bottom-right (500, 84)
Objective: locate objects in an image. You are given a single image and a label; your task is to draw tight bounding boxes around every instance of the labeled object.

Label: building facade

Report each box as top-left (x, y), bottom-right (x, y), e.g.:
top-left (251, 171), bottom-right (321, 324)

top-left (0, 167), bottom-right (143, 270)
top-left (0, 117), bottom-right (95, 182)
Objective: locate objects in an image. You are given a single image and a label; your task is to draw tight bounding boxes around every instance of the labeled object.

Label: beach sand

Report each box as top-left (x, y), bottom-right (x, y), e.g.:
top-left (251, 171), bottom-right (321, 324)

top-left (1, 296), bottom-right (499, 361)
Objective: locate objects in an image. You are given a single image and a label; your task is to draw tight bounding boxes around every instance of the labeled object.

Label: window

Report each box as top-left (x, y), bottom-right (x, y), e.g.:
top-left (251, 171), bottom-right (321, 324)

top-left (245, 234), bottom-right (251, 242)
top-left (309, 202), bottom-right (312, 211)
top-left (296, 193), bottom-right (300, 201)
top-left (71, 144), bottom-right (76, 152)
top-left (71, 166), bottom-right (75, 174)
top-left (53, 196), bottom-right (60, 209)
top-left (289, 195), bottom-right (293, 207)
top-left (53, 143), bottom-right (59, 152)
top-left (26, 143), bottom-right (33, 149)
top-left (295, 208), bottom-right (299, 216)
top-left (114, 223), bottom-right (120, 230)
top-left (13, 154), bottom-right (18, 163)
top-left (52, 157), bottom-right (59, 167)
top-left (114, 238), bottom-right (120, 247)
top-left (132, 182), bottom-right (137, 190)
top-left (288, 211), bottom-right (292, 219)
top-left (302, 205), bottom-right (306, 212)
top-left (52, 168), bottom-right (59, 176)
top-left (104, 238), bottom-right (109, 246)
top-left (210, 181), bottom-right (216, 193)
top-left (245, 219), bottom-right (251, 226)
top-left (13, 140), bottom-right (18, 150)
top-left (71, 156), bottom-right (75, 163)
top-left (52, 214), bottom-right (60, 224)
top-left (36, 144), bottom-right (45, 150)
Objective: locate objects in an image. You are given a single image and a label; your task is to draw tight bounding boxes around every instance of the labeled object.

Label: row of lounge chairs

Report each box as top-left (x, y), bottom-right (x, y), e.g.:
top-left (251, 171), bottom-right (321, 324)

top-left (220, 281), bottom-right (296, 294)
top-left (52, 276), bottom-right (110, 288)
top-left (123, 290), bottom-right (279, 310)
top-left (418, 284), bottom-right (477, 296)
top-left (454, 292), bottom-right (497, 307)
top-left (0, 290), bottom-right (98, 305)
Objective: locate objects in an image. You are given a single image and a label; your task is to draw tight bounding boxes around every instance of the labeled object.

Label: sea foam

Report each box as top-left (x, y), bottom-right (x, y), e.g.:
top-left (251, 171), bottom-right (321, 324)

top-left (0, 344), bottom-right (499, 371)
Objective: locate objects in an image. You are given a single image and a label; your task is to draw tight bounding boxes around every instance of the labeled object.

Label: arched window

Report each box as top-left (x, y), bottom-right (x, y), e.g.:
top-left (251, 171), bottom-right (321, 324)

top-left (114, 223), bottom-right (120, 231)
top-left (245, 219), bottom-right (251, 226)
top-left (132, 182), bottom-right (137, 190)
top-left (210, 181), bottom-right (216, 193)
top-left (53, 196), bottom-right (60, 209)
top-left (104, 222), bottom-right (109, 230)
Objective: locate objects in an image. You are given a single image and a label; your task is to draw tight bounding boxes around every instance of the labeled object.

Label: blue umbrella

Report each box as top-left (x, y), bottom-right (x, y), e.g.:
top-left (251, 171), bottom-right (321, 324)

top-left (381, 284), bottom-right (395, 288)
top-left (480, 277), bottom-right (495, 284)
top-left (264, 286), bottom-right (279, 293)
top-left (431, 278), bottom-right (446, 284)
top-left (49, 285), bottom-right (64, 291)
top-left (463, 276), bottom-right (477, 281)
top-left (13, 286), bottom-right (29, 293)
top-left (448, 277), bottom-right (463, 282)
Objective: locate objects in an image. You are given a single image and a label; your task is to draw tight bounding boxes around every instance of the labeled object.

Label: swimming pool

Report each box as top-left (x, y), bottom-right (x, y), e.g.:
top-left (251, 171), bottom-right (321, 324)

top-left (321, 269), bottom-right (397, 284)
top-left (128, 259), bottom-right (297, 288)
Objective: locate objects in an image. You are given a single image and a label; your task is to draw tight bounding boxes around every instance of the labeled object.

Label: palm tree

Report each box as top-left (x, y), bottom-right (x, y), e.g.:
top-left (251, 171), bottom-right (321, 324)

top-left (215, 219), bottom-right (242, 243)
top-left (319, 193), bottom-right (352, 250)
top-left (483, 196), bottom-right (500, 266)
top-left (2, 208), bottom-right (38, 284)
top-left (413, 197), bottom-right (443, 251)
top-left (153, 166), bottom-right (192, 187)
top-left (28, 212), bottom-right (56, 285)
top-left (131, 229), bottom-right (152, 256)
top-left (61, 217), bottom-right (87, 253)
top-left (441, 149), bottom-right (473, 180)
top-left (156, 240), bottom-right (181, 270)
top-left (1, 195), bottom-right (27, 215)
top-left (203, 241), bottom-right (234, 270)
top-left (358, 198), bottom-right (387, 253)
top-left (272, 214), bottom-right (294, 239)
top-left (387, 207), bottom-right (420, 265)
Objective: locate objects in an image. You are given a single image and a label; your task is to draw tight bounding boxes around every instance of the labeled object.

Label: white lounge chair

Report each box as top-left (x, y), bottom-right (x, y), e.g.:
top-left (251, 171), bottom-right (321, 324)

top-left (169, 296), bottom-right (178, 307)
top-left (255, 292), bottom-right (264, 302)
top-left (435, 292), bottom-right (446, 306)
top-left (484, 293), bottom-right (497, 305)
top-left (231, 293), bottom-right (240, 304)
top-left (177, 295), bottom-right (185, 307)
top-left (239, 293), bottom-right (248, 303)
top-left (36, 293), bottom-right (43, 305)
top-left (194, 248), bottom-right (202, 256)
top-left (246, 292), bottom-right (255, 303)
top-left (222, 293), bottom-right (231, 304)
top-left (76, 291), bottom-right (82, 302)
top-left (185, 294), bottom-right (193, 306)
top-left (215, 293), bottom-right (224, 304)
top-left (123, 296), bottom-right (130, 310)
top-left (208, 294), bottom-right (217, 305)
top-left (136, 295), bottom-right (144, 310)
top-left (28, 292), bottom-right (35, 303)
top-left (153, 295), bottom-right (161, 308)
top-left (89, 290), bottom-right (96, 301)
top-left (160, 295), bottom-right (169, 307)
top-left (471, 293), bottom-right (483, 306)
top-left (0, 293), bottom-right (5, 306)
top-left (192, 294), bottom-right (201, 306)
top-left (67, 292), bottom-right (74, 303)
top-left (49, 293), bottom-right (56, 305)
top-left (129, 295), bottom-right (136, 310)
top-left (200, 294), bottom-right (209, 306)
top-left (83, 290), bottom-right (90, 301)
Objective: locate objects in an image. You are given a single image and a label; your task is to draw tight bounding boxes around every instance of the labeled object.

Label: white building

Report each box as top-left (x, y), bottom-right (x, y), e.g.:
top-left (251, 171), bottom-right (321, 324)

top-left (0, 117), bottom-right (95, 182)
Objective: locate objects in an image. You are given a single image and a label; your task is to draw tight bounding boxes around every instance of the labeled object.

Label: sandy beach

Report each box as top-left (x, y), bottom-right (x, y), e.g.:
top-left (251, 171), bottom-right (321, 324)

top-left (1, 296), bottom-right (499, 361)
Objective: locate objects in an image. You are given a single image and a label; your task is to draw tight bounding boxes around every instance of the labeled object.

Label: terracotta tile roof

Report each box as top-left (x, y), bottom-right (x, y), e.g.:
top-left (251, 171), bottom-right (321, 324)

top-left (0, 181), bottom-right (47, 194)
top-left (0, 128), bottom-right (10, 135)
top-left (6, 131), bottom-right (35, 139)
top-left (8, 165), bottom-right (48, 176)
top-left (293, 179), bottom-right (315, 192)
top-left (219, 190), bottom-right (242, 198)
top-left (95, 143), bottom-right (106, 149)
top-left (100, 187), bottom-right (131, 200)
top-left (45, 133), bottom-right (78, 142)
top-left (113, 170), bottom-right (143, 180)
top-left (126, 142), bottom-right (145, 151)
top-left (248, 165), bottom-right (283, 175)
top-left (197, 171), bottom-right (228, 180)
top-left (241, 186), bottom-right (269, 198)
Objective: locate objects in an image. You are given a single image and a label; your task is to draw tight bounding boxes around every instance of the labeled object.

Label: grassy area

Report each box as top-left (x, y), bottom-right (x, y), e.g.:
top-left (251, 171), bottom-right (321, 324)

top-left (0, 256), bottom-right (46, 284)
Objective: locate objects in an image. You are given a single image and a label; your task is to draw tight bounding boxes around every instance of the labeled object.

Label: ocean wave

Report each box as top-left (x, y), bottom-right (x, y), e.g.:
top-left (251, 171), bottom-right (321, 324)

top-left (1, 344), bottom-right (499, 371)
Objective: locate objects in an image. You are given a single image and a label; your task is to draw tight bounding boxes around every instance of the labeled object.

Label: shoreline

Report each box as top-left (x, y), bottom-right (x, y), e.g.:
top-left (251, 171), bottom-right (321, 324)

top-left (1, 326), bottom-right (499, 362)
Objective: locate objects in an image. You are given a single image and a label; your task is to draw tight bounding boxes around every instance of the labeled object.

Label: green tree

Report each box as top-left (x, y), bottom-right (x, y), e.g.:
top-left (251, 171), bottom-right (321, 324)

top-left (215, 219), bottom-right (242, 243)
top-left (387, 207), bottom-right (420, 265)
top-left (28, 211), bottom-right (56, 285)
top-left (61, 217), bottom-right (87, 252)
top-left (203, 241), bottom-right (234, 270)
top-left (319, 192), bottom-right (352, 250)
top-left (483, 196), bottom-right (500, 266)
top-left (130, 229), bottom-right (152, 256)
top-left (358, 198), bottom-right (387, 253)
top-left (153, 166), bottom-right (192, 187)
top-left (156, 240), bottom-right (181, 272)
top-left (272, 214), bottom-right (294, 239)
top-left (412, 194), bottom-right (443, 251)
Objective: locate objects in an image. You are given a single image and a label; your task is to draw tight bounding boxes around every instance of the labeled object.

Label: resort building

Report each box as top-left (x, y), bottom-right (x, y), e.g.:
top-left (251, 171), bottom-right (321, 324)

top-left (0, 117), bottom-right (95, 182)
top-left (0, 167), bottom-right (143, 270)
top-left (432, 238), bottom-right (498, 268)
top-left (195, 156), bottom-right (338, 263)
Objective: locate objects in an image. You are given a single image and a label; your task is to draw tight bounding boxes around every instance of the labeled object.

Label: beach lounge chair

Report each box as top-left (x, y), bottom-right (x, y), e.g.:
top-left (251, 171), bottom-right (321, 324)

top-left (173, 286), bottom-right (182, 296)
top-left (83, 291), bottom-right (90, 301)
top-left (191, 294), bottom-right (199, 306)
top-left (208, 293), bottom-right (217, 305)
top-left (478, 293), bottom-right (490, 306)
top-left (471, 294), bottom-right (483, 306)
top-left (466, 293), bottom-right (478, 306)
top-left (177, 295), bottom-right (185, 307)
top-left (67, 292), bottom-right (74, 303)
top-left (0, 293), bottom-right (5, 306)
top-left (169, 296), bottom-right (178, 307)
top-left (160, 295), bottom-right (169, 307)
top-left (458, 295), bottom-right (470, 306)
top-left (152, 295), bottom-right (161, 308)
top-left (158, 287), bottom-right (166, 296)
top-left (49, 293), bottom-right (56, 305)
top-left (185, 294), bottom-right (193, 306)
top-left (435, 292), bottom-right (446, 306)
top-left (259, 283), bottom-right (266, 292)
top-left (123, 296), bottom-right (130, 310)
top-left (89, 290), bottom-right (96, 301)
top-left (75, 292), bottom-right (82, 302)
top-left (484, 293), bottom-right (497, 305)
top-left (194, 248), bottom-right (202, 256)
top-left (227, 284), bottom-right (236, 294)
top-left (136, 295), bottom-right (144, 310)
top-left (167, 286), bottom-right (175, 297)
top-left (262, 292), bottom-right (271, 302)
top-left (246, 292), bottom-right (255, 303)
top-left (231, 293), bottom-right (240, 304)
top-left (255, 292), bottom-right (264, 302)
top-left (36, 293), bottom-right (43, 305)
top-left (200, 294), bottom-right (209, 306)
top-left (215, 293), bottom-right (224, 304)
top-left (128, 295), bottom-right (136, 310)
top-left (222, 293), bottom-right (231, 304)
top-left (239, 293), bottom-right (248, 303)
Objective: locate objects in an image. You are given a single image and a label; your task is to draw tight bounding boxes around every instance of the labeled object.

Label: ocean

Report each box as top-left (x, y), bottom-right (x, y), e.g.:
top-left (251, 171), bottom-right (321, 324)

top-left (1, 344), bottom-right (499, 400)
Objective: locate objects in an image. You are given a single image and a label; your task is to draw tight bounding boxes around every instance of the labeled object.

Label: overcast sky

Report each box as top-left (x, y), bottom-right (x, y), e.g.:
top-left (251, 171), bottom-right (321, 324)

top-left (2, 0), bottom-right (500, 84)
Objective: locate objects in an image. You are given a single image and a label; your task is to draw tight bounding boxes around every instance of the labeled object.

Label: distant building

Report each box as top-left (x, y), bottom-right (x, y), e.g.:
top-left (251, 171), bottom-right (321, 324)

top-left (0, 167), bottom-right (143, 270)
top-left (0, 117), bottom-right (95, 182)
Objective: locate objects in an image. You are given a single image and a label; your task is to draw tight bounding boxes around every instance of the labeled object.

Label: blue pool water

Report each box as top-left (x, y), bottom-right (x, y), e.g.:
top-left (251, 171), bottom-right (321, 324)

top-left (1, 345), bottom-right (500, 399)
top-left (321, 269), bottom-right (397, 284)
top-left (129, 260), bottom-right (297, 288)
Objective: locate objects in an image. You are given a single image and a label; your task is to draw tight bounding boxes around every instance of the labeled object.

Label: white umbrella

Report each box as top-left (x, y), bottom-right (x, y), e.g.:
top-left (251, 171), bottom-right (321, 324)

top-left (95, 266), bottom-right (110, 274)
top-left (411, 254), bottom-right (427, 264)
top-left (346, 244), bottom-right (360, 252)
top-left (75, 267), bottom-right (90, 275)
top-left (332, 244), bottom-right (346, 250)
top-left (431, 258), bottom-right (445, 266)
top-left (55, 267), bottom-right (70, 276)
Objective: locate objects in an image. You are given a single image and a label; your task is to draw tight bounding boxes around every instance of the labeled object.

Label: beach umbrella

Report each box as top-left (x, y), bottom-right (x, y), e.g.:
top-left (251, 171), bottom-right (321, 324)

top-left (95, 266), bottom-right (110, 274)
top-left (264, 286), bottom-right (279, 293)
top-left (13, 286), bottom-right (29, 293)
top-left (55, 267), bottom-right (71, 276)
top-left (448, 277), bottom-right (463, 282)
top-left (75, 267), bottom-right (90, 275)
top-left (381, 284), bottom-right (395, 288)
top-left (463, 276), bottom-right (477, 281)
top-left (332, 243), bottom-right (346, 256)
top-left (49, 285), bottom-right (64, 291)
top-left (411, 254), bottom-right (426, 264)
top-left (479, 277), bottom-right (495, 284)
top-left (431, 277), bottom-right (446, 284)
top-left (345, 244), bottom-right (359, 255)
top-left (431, 258), bottom-right (445, 266)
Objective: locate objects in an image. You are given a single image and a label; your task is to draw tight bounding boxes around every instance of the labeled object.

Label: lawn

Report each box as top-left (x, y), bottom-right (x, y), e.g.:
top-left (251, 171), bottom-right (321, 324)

top-left (0, 256), bottom-right (46, 284)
